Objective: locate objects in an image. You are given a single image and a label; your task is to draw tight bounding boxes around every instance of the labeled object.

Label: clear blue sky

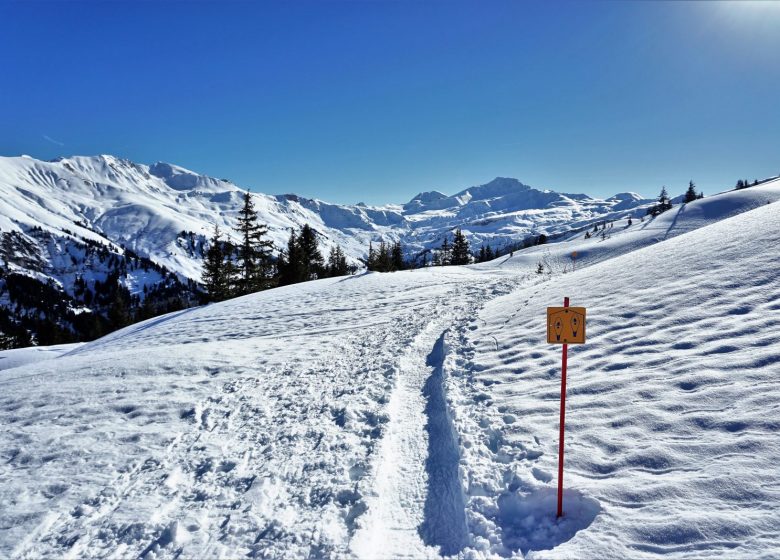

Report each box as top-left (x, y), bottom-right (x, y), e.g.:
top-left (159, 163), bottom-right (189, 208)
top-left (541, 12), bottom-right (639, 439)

top-left (2, 1), bottom-right (779, 204)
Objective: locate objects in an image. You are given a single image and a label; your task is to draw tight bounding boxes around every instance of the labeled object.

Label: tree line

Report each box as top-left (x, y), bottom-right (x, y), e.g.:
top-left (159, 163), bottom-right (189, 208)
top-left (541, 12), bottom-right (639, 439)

top-left (202, 192), bottom-right (354, 302)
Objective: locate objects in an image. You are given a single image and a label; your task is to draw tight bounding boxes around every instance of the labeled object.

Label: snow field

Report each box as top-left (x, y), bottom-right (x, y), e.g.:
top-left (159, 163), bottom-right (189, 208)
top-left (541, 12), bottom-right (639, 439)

top-left (458, 200), bottom-right (780, 558)
top-left (1, 267), bottom-right (517, 559)
top-left (1, 183), bottom-right (779, 558)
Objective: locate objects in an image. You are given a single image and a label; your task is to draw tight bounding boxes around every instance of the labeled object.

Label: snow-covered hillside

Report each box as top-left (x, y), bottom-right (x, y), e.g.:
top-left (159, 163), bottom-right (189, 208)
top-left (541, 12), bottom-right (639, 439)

top-left (0, 155), bottom-right (652, 281)
top-left (1, 180), bottom-right (779, 558)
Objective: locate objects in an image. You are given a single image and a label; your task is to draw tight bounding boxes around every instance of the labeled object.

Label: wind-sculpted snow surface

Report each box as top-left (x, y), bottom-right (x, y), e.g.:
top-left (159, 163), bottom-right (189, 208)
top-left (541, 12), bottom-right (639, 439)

top-left (1, 188), bottom-right (780, 558)
top-left (456, 200), bottom-right (780, 558)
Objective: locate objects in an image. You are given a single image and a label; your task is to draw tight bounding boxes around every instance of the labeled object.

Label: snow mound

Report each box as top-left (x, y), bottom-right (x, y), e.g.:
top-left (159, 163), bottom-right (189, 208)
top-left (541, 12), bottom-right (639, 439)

top-left (496, 488), bottom-right (600, 554)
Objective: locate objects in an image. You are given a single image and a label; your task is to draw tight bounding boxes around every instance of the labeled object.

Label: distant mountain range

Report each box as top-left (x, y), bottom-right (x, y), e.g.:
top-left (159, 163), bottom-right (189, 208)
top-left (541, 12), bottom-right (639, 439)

top-left (0, 153), bottom-right (653, 347)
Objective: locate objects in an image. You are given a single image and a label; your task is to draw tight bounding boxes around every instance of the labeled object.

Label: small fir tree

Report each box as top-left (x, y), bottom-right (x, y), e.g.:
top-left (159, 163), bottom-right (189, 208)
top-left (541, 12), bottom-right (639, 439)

top-left (202, 224), bottom-right (229, 302)
top-left (684, 181), bottom-right (698, 203)
top-left (439, 237), bottom-right (451, 266)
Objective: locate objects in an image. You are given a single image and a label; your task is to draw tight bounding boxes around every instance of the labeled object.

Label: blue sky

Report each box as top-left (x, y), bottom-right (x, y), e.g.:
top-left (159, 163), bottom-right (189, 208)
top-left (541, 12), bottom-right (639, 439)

top-left (2, 1), bottom-right (779, 205)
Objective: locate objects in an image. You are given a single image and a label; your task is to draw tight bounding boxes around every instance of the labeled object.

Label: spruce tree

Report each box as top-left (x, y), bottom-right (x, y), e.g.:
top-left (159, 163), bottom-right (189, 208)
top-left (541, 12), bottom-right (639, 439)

top-left (684, 181), bottom-right (698, 203)
top-left (234, 191), bottom-right (274, 294)
top-left (485, 245), bottom-right (494, 261)
top-left (278, 229), bottom-right (305, 285)
top-left (367, 242), bottom-right (376, 271)
top-left (376, 241), bottom-right (391, 272)
top-left (478, 246), bottom-right (486, 263)
top-left (298, 224), bottom-right (323, 280)
top-left (450, 229), bottom-right (470, 265)
top-left (327, 245), bottom-right (349, 277)
top-left (202, 224), bottom-right (229, 302)
top-left (391, 242), bottom-right (404, 271)
top-left (439, 237), bottom-right (451, 266)
top-left (658, 186), bottom-right (671, 212)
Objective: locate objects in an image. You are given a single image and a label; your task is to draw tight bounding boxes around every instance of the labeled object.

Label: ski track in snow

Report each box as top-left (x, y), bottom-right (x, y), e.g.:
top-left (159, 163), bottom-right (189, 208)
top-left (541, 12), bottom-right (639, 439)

top-left (351, 277), bottom-right (519, 558)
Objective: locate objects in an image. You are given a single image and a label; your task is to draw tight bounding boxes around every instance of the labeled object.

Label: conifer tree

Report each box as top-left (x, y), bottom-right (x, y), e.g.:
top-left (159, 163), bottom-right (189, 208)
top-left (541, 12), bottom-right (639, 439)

top-left (298, 224), bottom-right (324, 280)
top-left (376, 241), bottom-right (391, 272)
top-left (439, 237), bottom-right (451, 266)
top-left (234, 191), bottom-right (274, 294)
top-left (684, 181), bottom-right (698, 203)
top-left (485, 245), bottom-right (494, 261)
top-left (202, 224), bottom-right (229, 302)
top-left (478, 246), bottom-right (486, 263)
top-left (367, 242), bottom-right (376, 271)
top-left (391, 241), bottom-right (404, 271)
top-left (658, 186), bottom-right (672, 212)
top-left (326, 245), bottom-right (349, 277)
top-left (450, 229), bottom-right (470, 265)
top-left (278, 229), bottom-right (304, 285)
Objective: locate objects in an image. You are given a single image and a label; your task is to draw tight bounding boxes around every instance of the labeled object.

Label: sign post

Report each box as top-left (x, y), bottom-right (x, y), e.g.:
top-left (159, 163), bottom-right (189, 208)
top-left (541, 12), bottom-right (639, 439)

top-left (546, 298), bottom-right (586, 518)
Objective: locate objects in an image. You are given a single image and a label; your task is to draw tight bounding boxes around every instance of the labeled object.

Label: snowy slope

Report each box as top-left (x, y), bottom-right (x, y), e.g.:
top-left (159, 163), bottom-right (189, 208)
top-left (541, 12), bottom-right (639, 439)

top-left (1, 179), bottom-right (779, 558)
top-left (0, 343), bottom-right (83, 372)
top-left (457, 198), bottom-right (780, 558)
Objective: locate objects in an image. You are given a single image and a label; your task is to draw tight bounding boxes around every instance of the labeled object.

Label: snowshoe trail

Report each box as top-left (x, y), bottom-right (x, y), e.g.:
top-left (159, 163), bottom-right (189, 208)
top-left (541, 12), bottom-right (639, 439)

top-left (352, 276), bottom-right (520, 558)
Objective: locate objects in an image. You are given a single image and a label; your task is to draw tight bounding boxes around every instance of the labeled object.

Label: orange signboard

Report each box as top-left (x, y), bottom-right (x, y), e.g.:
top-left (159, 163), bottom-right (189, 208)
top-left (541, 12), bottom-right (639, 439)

top-left (546, 306), bottom-right (586, 344)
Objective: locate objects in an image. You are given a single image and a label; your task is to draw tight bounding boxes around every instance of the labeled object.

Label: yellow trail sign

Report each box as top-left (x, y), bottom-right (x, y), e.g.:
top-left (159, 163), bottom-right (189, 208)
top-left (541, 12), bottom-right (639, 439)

top-left (547, 306), bottom-right (586, 344)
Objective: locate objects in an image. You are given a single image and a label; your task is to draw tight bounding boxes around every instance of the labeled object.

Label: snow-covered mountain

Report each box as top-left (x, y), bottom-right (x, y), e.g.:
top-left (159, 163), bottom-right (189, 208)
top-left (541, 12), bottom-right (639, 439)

top-left (2, 179), bottom-right (779, 558)
top-left (0, 154), bottom-right (652, 282)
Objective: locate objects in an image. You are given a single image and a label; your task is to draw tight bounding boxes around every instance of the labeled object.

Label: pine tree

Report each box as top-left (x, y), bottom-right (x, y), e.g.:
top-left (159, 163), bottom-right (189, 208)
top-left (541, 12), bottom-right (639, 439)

top-left (439, 237), bottom-right (451, 266)
top-left (684, 181), bottom-right (698, 203)
top-left (658, 186), bottom-right (671, 212)
top-left (450, 229), bottom-right (470, 265)
top-left (278, 229), bottom-right (305, 285)
top-left (234, 191), bottom-right (274, 294)
top-left (478, 246), bottom-right (486, 263)
top-left (202, 224), bottom-right (229, 302)
top-left (326, 245), bottom-right (349, 277)
top-left (298, 224), bottom-right (324, 280)
top-left (391, 242), bottom-right (404, 271)
top-left (367, 242), bottom-right (376, 271)
top-left (376, 241), bottom-right (392, 272)
top-left (485, 245), bottom-right (494, 261)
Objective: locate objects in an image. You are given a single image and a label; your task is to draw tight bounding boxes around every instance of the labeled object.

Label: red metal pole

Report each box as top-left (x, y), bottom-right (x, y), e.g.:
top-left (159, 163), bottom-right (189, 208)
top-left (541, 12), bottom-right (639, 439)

top-left (557, 296), bottom-right (569, 518)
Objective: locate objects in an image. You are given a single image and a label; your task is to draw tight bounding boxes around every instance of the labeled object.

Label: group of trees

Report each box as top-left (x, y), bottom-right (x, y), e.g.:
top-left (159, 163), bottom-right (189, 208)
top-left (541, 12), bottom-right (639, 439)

top-left (648, 182), bottom-right (704, 217)
top-left (647, 186), bottom-right (674, 216)
top-left (278, 224), bottom-right (350, 284)
top-left (683, 180), bottom-right (704, 203)
top-left (432, 229), bottom-right (471, 266)
top-left (736, 178), bottom-right (760, 190)
top-left (367, 241), bottom-right (405, 272)
top-left (202, 192), bottom-right (353, 302)
top-left (476, 244), bottom-right (495, 263)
